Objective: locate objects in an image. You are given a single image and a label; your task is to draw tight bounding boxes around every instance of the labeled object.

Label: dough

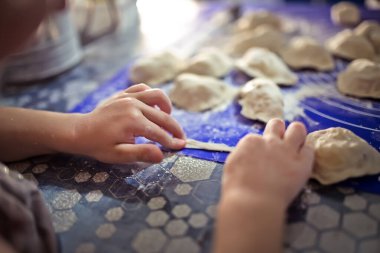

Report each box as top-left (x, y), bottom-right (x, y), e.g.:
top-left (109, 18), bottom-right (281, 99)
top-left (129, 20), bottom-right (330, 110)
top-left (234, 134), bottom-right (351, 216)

top-left (331, 1), bottom-right (360, 26)
top-left (306, 127), bottom-right (380, 185)
top-left (280, 36), bottom-right (335, 71)
top-left (337, 58), bottom-right (380, 99)
top-left (186, 139), bottom-right (234, 152)
top-left (236, 47), bottom-right (298, 86)
top-left (130, 51), bottom-right (186, 85)
top-left (226, 24), bottom-right (286, 57)
top-left (169, 73), bottom-right (232, 112)
top-left (183, 47), bottom-right (233, 78)
top-left (234, 10), bottom-right (281, 33)
top-left (354, 20), bottom-right (380, 54)
top-left (326, 29), bottom-right (375, 60)
top-left (239, 78), bottom-right (284, 122)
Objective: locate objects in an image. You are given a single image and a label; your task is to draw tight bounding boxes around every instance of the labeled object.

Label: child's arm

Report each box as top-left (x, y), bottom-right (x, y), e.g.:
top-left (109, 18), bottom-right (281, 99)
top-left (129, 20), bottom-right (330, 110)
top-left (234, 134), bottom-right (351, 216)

top-left (0, 84), bottom-right (186, 163)
top-left (214, 119), bottom-right (314, 253)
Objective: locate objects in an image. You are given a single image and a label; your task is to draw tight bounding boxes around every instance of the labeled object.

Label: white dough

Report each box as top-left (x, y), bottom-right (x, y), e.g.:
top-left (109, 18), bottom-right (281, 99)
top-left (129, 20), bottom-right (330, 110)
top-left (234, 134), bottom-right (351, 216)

top-left (186, 139), bottom-right (235, 152)
top-left (331, 1), bottom-right (361, 26)
top-left (239, 78), bottom-right (284, 123)
top-left (183, 47), bottom-right (233, 78)
top-left (337, 58), bottom-right (380, 99)
top-left (326, 29), bottom-right (375, 60)
top-left (234, 10), bottom-right (281, 33)
top-left (306, 127), bottom-right (380, 185)
top-left (354, 20), bottom-right (380, 54)
top-left (130, 51), bottom-right (186, 85)
top-left (236, 47), bottom-right (298, 86)
top-left (169, 73), bottom-right (233, 112)
top-left (280, 36), bottom-right (335, 71)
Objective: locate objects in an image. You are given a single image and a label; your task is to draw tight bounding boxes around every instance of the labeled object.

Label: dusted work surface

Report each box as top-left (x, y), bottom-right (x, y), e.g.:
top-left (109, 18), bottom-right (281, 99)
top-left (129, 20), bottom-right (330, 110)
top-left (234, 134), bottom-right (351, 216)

top-left (3, 3), bottom-right (380, 253)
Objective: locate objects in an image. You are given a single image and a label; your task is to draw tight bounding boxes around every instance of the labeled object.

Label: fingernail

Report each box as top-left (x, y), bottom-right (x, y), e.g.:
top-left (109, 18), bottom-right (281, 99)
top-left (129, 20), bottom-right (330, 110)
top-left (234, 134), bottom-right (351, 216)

top-left (173, 138), bottom-right (186, 147)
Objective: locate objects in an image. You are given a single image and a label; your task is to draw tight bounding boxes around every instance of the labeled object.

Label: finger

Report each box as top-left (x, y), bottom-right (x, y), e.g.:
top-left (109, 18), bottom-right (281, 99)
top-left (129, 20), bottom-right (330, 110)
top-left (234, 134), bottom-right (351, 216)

top-left (138, 101), bottom-right (186, 139)
top-left (124, 83), bottom-right (151, 93)
top-left (131, 89), bottom-right (172, 114)
top-left (137, 118), bottom-right (186, 150)
top-left (284, 122), bottom-right (307, 150)
top-left (263, 118), bottom-right (286, 139)
top-left (113, 143), bottom-right (164, 163)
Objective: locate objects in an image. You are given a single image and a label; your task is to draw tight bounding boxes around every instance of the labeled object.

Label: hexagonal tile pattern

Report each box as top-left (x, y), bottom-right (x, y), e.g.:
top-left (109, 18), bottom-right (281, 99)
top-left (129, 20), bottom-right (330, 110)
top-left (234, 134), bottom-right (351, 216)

top-left (285, 222), bottom-right (317, 249)
top-left (132, 229), bottom-right (168, 253)
top-left (369, 203), bottom-right (380, 221)
top-left (343, 195), bottom-right (367, 211)
top-left (52, 189), bottom-right (82, 210)
top-left (306, 205), bottom-right (340, 230)
top-left (206, 205), bottom-right (217, 218)
top-left (32, 164), bottom-right (48, 174)
top-left (96, 223), bottom-right (116, 239)
top-left (305, 192), bottom-right (321, 205)
top-left (105, 207), bottom-right (124, 222)
top-left (52, 210), bottom-right (78, 233)
top-left (174, 183), bottom-right (193, 196)
top-left (343, 213), bottom-right (378, 238)
top-left (109, 179), bottom-right (138, 199)
top-left (320, 231), bottom-right (355, 253)
top-left (148, 197), bottom-right (167, 210)
top-left (85, 190), bottom-right (103, 202)
top-left (188, 213), bottom-right (209, 228)
top-left (172, 204), bottom-right (192, 218)
top-left (143, 183), bottom-right (163, 197)
top-left (165, 237), bottom-right (200, 253)
top-left (170, 157), bottom-right (216, 182)
top-left (359, 238), bottom-right (380, 253)
top-left (74, 171), bottom-right (92, 183)
top-left (122, 196), bottom-right (142, 211)
top-left (146, 210), bottom-right (169, 227)
top-left (165, 219), bottom-right (189, 236)
top-left (75, 243), bottom-right (95, 253)
top-left (92, 172), bottom-right (109, 183)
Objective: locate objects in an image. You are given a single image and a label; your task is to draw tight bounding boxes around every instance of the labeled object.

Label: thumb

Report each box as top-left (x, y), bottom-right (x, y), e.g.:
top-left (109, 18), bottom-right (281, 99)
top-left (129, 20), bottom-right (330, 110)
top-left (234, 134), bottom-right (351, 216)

top-left (112, 143), bottom-right (164, 164)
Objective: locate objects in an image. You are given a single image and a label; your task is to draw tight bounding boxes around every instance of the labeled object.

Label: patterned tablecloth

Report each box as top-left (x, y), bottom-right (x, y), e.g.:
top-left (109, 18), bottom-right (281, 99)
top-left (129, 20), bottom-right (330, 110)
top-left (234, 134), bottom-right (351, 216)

top-left (2, 3), bottom-right (380, 253)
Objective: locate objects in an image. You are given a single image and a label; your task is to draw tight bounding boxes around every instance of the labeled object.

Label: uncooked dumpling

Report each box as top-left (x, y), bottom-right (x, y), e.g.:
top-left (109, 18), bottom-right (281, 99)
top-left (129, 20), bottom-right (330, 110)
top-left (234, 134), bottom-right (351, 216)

top-left (227, 25), bottom-right (286, 56)
top-left (239, 78), bottom-right (284, 122)
top-left (306, 127), bottom-right (380, 185)
top-left (337, 59), bottom-right (380, 99)
top-left (326, 29), bottom-right (375, 60)
top-left (331, 2), bottom-right (360, 26)
top-left (183, 47), bottom-right (233, 78)
top-left (130, 51), bottom-right (186, 85)
top-left (236, 47), bottom-right (298, 86)
top-left (354, 20), bottom-right (380, 54)
top-left (169, 73), bottom-right (232, 112)
top-left (281, 37), bottom-right (335, 71)
top-left (234, 10), bottom-right (281, 33)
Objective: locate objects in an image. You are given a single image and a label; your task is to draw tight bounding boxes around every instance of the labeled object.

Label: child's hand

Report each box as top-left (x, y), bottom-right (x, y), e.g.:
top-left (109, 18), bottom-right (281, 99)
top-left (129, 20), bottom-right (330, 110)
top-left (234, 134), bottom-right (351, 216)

top-left (72, 84), bottom-right (186, 164)
top-left (223, 119), bottom-right (314, 209)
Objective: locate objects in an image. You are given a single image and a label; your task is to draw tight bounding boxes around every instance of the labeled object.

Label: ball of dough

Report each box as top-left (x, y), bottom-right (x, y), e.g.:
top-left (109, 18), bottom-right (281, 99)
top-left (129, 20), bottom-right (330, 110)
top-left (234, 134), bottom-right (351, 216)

top-left (337, 58), bottom-right (380, 99)
top-left (280, 36), bottom-right (335, 71)
top-left (239, 78), bottom-right (284, 123)
top-left (130, 51), bottom-right (186, 86)
top-left (331, 1), bottom-right (361, 26)
top-left (354, 20), bottom-right (380, 54)
top-left (234, 10), bottom-right (281, 33)
top-left (169, 73), bottom-right (231, 112)
top-left (182, 47), bottom-right (233, 78)
top-left (236, 47), bottom-right (298, 86)
top-left (306, 127), bottom-right (380, 185)
top-left (326, 29), bottom-right (375, 60)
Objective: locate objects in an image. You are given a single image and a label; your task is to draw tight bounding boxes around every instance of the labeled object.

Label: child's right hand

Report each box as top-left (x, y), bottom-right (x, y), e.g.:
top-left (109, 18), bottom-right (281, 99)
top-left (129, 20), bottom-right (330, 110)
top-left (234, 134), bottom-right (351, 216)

top-left (71, 84), bottom-right (186, 164)
top-left (222, 119), bottom-right (314, 209)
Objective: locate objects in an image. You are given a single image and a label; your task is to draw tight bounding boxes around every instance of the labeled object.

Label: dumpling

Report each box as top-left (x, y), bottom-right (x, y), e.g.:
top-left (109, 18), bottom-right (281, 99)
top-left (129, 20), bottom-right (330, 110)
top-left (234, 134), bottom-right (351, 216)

top-left (354, 20), bottom-right (380, 54)
top-left (239, 78), bottom-right (284, 122)
top-left (169, 73), bottom-right (232, 112)
top-left (306, 127), bottom-right (380, 185)
top-left (280, 37), bottom-right (335, 71)
top-left (226, 25), bottom-right (286, 56)
top-left (236, 47), bottom-right (298, 86)
top-left (337, 59), bottom-right (380, 99)
top-left (130, 51), bottom-right (186, 85)
top-left (326, 29), bottom-right (375, 60)
top-left (234, 10), bottom-right (281, 33)
top-left (182, 47), bottom-right (233, 78)
top-left (331, 2), bottom-right (360, 26)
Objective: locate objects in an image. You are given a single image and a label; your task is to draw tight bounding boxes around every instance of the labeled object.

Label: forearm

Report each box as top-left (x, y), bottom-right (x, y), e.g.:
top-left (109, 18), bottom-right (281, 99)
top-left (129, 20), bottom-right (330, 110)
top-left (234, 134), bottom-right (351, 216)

top-left (0, 107), bottom-right (80, 162)
top-left (214, 190), bottom-right (285, 253)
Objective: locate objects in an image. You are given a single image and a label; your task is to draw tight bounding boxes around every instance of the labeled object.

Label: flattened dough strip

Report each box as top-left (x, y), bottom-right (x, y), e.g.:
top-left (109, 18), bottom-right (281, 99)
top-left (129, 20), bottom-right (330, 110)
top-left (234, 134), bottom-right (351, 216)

top-left (185, 139), bottom-right (235, 152)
